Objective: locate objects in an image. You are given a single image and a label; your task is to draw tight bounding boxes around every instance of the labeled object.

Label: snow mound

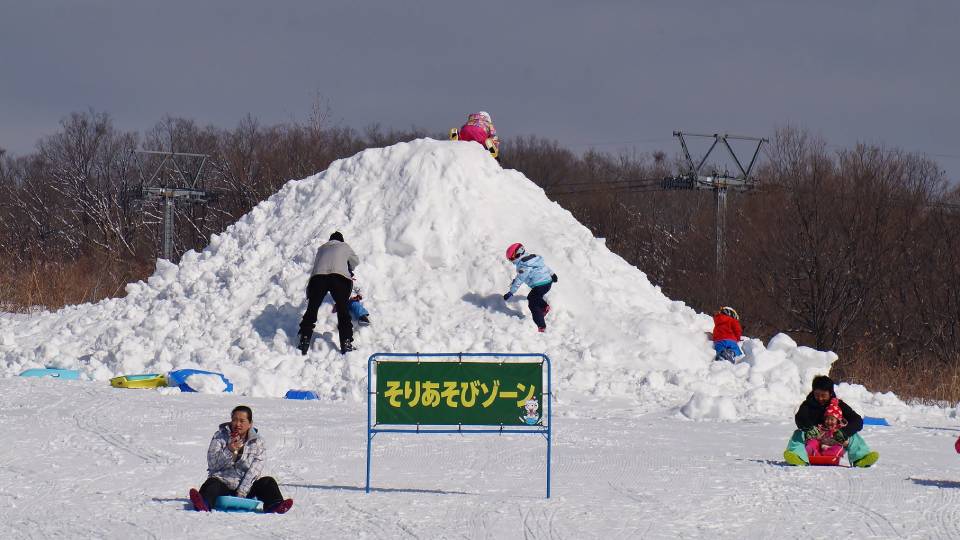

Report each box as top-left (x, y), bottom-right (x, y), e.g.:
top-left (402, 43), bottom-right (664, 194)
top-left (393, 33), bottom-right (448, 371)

top-left (0, 139), bottom-right (853, 417)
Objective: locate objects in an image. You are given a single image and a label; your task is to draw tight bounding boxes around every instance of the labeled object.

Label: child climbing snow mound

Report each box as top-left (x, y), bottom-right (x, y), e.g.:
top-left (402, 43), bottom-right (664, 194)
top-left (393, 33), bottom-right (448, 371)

top-left (502, 243), bottom-right (558, 333)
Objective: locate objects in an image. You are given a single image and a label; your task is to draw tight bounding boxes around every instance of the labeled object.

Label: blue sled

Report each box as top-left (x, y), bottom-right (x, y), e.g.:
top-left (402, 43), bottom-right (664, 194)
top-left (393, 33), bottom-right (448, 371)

top-left (19, 368), bottom-right (80, 380)
top-left (862, 416), bottom-right (890, 426)
top-left (167, 369), bottom-right (234, 393)
top-left (214, 495), bottom-right (261, 512)
top-left (285, 389), bottom-right (320, 400)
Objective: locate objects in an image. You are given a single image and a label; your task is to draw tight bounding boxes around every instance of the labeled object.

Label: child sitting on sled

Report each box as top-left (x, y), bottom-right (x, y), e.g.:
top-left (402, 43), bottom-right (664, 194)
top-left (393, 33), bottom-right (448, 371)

top-left (804, 398), bottom-right (848, 458)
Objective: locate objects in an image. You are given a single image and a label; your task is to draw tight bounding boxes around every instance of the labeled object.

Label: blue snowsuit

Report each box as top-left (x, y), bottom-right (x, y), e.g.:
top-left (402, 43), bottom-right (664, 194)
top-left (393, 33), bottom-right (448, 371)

top-left (349, 299), bottom-right (369, 319)
top-left (508, 254), bottom-right (556, 330)
top-left (714, 340), bottom-right (743, 361)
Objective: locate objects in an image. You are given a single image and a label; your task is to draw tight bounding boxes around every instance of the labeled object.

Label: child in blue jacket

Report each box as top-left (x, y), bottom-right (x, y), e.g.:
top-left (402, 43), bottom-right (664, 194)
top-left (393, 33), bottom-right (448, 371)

top-left (333, 280), bottom-right (371, 326)
top-left (503, 243), bottom-right (558, 332)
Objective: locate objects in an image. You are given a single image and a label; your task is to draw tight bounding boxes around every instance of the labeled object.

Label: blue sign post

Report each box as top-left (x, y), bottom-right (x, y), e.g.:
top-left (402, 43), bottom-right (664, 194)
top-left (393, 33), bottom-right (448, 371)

top-left (366, 352), bottom-right (553, 498)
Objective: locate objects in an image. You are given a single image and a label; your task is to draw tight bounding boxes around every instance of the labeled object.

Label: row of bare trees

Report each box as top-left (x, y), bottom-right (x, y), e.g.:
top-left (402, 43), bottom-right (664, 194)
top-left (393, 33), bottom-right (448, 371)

top-left (2, 111), bottom-right (958, 397)
top-left (0, 110), bottom-right (426, 306)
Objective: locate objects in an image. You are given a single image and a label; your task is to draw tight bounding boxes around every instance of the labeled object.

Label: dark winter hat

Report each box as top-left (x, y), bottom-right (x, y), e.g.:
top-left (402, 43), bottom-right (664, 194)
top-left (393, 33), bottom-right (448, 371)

top-left (812, 375), bottom-right (834, 392)
top-left (329, 231), bottom-right (344, 242)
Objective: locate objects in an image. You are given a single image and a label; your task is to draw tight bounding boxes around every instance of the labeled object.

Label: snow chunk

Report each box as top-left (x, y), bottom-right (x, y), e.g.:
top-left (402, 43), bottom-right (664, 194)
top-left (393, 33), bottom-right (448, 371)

top-left (183, 374), bottom-right (228, 394)
top-left (681, 392), bottom-right (739, 421)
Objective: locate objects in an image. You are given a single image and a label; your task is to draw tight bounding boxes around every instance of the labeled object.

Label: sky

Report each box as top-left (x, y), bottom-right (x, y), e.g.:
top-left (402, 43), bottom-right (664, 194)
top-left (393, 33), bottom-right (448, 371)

top-left (1, 1), bottom-right (958, 182)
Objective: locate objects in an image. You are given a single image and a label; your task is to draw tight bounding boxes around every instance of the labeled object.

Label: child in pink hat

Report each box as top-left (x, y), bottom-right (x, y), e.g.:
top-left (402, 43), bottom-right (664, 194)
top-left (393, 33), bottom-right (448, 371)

top-left (804, 398), bottom-right (848, 458)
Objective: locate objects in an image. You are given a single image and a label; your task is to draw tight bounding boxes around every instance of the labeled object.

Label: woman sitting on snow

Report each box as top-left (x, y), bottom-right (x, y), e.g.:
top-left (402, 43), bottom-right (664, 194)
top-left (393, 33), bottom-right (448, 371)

top-left (188, 406), bottom-right (293, 513)
top-left (784, 376), bottom-right (879, 467)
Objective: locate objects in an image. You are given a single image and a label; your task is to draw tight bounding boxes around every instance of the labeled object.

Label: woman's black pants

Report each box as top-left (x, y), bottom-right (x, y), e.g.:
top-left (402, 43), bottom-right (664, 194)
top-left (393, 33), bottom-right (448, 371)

top-left (199, 476), bottom-right (284, 510)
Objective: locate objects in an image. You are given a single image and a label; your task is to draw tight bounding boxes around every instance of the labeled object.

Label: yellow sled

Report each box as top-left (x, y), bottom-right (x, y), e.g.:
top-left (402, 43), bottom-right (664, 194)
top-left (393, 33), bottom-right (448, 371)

top-left (110, 373), bottom-right (167, 389)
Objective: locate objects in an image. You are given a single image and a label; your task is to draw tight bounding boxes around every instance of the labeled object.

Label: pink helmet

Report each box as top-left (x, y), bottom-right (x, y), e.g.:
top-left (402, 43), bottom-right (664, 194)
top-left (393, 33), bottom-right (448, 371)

top-left (505, 243), bottom-right (525, 261)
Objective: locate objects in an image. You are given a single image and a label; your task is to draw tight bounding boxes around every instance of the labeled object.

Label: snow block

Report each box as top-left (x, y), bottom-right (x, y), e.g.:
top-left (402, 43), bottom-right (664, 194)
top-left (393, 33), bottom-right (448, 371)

top-left (110, 373), bottom-right (167, 389)
top-left (19, 368), bottom-right (80, 380)
top-left (284, 389), bottom-right (320, 400)
top-left (166, 369), bottom-right (234, 393)
top-left (214, 495), bottom-right (261, 512)
top-left (862, 416), bottom-right (890, 426)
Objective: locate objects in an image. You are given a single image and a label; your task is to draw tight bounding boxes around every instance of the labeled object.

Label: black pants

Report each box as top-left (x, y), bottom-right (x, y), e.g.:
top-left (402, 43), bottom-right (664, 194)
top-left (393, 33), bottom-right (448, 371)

top-left (199, 476), bottom-right (284, 510)
top-left (299, 273), bottom-right (354, 346)
top-left (528, 282), bottom-right (552, 329)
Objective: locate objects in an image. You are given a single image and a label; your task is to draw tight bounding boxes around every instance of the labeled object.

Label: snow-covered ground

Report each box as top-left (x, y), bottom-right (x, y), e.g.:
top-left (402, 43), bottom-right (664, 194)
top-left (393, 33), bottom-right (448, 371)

top-left (2, 139), bottom-right (959, 537)
top-left (2, 378), bottom-right (959, 539)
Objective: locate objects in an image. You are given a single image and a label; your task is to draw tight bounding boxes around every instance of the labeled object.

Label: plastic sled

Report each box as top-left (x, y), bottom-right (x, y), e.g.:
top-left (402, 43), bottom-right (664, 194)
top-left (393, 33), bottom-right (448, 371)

top-left (808, 454), bottom-right (843, 466)
top-left (862, 416), bottom-right (890, 426)
top-left (285, 389), bottom-right (320, 400)
top-left (110, 373), bottom-right (167, 389)
top-left (19, 368), bottom-right (80, 380)
top-left (214, 495), bottom-right (261, 513)
top-left (167, 369), bottom-right (234, 393)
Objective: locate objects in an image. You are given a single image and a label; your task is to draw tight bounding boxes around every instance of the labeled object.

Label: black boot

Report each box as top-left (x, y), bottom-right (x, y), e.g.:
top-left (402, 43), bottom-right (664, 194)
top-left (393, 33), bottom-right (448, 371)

top-left (340, 338), bottom-right (355, 354)
top-left (358, 315), bottom-right (370, 326)
top-left (297, 332), bottom-right (312, 355)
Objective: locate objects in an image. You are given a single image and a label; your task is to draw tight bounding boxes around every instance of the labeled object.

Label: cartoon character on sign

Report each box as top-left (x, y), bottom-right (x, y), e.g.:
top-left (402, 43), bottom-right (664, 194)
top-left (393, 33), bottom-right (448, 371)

top-left (520, 398), bottom-right (541, 425)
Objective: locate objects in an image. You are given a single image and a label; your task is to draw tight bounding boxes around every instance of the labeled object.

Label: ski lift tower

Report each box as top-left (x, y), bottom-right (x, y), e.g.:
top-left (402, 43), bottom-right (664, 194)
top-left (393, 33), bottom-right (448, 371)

top-left (662, 131), bottom-right (767, 305)
top-left (133, 150), bottom-right (215, 262)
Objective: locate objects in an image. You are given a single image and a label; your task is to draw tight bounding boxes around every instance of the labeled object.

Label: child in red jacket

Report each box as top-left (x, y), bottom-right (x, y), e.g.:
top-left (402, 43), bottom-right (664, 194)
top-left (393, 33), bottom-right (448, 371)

top-left (712, 306), bottom-right (743, 362)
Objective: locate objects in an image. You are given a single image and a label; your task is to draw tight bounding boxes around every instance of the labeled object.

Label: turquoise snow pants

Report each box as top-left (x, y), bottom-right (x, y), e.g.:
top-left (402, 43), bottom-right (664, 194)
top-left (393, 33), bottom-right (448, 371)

top-left (785, 430), bottom-right (872, 464)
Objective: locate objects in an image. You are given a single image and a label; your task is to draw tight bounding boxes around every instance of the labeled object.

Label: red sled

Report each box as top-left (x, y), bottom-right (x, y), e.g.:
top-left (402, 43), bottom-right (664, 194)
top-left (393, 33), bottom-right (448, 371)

top-left (808, 455), bottom-right (843, 466)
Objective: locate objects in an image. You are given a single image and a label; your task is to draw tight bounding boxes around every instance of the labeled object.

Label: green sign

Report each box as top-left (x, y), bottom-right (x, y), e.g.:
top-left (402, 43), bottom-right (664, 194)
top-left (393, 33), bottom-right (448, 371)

top-left (375, 361), bottom-right (543, 426)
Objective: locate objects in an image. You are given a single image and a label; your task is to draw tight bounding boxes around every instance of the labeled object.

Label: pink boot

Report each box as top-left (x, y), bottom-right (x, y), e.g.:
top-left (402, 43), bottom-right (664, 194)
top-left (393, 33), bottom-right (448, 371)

top-left (268, 499), bottom-right (294, 514)
top-left (189, 488), bottom-right (209, 512)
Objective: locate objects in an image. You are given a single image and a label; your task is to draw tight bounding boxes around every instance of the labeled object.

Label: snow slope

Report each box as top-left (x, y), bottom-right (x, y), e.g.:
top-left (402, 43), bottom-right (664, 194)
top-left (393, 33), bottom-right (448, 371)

top-left (0, 139), bottom-right (884, 419)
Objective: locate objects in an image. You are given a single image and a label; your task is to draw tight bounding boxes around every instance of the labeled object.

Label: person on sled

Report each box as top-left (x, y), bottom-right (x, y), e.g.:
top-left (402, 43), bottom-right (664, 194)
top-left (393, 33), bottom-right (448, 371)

top-left (188, 406), bottom-right (293, 514)
top-left (804, 398), bottom-right (848, 459)
top-left (784, 375), bottom-right (879, 467)
top-left (712, 306), bottom-right (743, 362)
top-left (451, 111), bottom-right (500, 160)
top-left (502, 242), bottom-right (557, 333)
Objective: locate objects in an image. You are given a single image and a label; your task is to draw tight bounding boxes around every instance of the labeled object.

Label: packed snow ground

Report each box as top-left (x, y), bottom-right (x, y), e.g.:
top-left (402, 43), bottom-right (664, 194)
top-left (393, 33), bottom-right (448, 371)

top-left (2, 378), bottom-right (960, 539)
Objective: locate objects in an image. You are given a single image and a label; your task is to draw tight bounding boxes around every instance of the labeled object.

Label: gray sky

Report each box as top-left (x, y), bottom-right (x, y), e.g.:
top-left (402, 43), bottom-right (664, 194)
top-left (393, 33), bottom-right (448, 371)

top-left (2, 1), bottom-right (959, 182)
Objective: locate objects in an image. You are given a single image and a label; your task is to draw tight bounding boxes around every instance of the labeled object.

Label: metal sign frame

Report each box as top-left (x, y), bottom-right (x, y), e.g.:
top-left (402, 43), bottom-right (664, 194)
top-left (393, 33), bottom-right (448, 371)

top-left (366, 352), bottom-right (553, 498)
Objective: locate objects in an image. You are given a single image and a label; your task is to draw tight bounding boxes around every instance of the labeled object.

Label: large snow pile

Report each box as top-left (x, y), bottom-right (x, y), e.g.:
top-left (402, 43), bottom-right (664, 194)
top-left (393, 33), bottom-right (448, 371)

top-left (0, 139), bottom-right (859, 418)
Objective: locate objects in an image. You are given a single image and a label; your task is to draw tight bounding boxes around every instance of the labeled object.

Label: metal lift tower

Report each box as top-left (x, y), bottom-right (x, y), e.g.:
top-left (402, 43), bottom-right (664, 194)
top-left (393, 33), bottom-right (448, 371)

top-left (133, 150), bottom-right (215, 262)
top-left (662, 132), bottom-right (767, 305)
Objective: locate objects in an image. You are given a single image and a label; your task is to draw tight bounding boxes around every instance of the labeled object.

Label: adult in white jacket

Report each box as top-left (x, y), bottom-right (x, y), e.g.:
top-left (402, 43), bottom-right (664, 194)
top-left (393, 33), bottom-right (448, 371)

top-left (188, 406), bottom-right (293, 513)
top-left (298, 231), bottom-right (360, 354)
